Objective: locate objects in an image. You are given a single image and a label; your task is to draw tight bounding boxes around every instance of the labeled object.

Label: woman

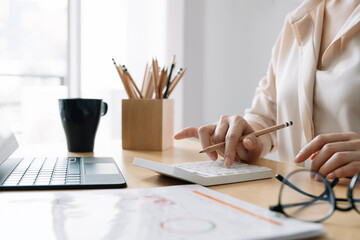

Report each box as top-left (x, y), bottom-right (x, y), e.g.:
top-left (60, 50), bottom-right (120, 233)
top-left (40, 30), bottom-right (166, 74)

top-left (174, 0), bottom-right (360, 179)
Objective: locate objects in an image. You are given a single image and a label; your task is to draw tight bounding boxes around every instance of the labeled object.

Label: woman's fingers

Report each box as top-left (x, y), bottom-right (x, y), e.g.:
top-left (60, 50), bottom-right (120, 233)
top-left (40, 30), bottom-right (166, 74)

top-left (174, 115), bottom-right (264, 167)
top-left (294, 132), bottom-right (359, 163)
top-left (234, 135), bottom-right (262, 163)
top-left (173, 127), bottom-right (199, 140)
top-left (240, 135), bottom-right (263, 162)
top-left (310, 141), bottom-right (355, 173)
top-left (314, 139), bottom-right (360, 177)
top-left (294, 132), bottom-right (360, 179)
top-left (321, 153), bottom-right (360, 179)
top-left (213, 115), bottom-right (230, 144)
top-left (223, 116), bottom-right (250, 167)
top-left (198, 124), bottom-right (218, 160)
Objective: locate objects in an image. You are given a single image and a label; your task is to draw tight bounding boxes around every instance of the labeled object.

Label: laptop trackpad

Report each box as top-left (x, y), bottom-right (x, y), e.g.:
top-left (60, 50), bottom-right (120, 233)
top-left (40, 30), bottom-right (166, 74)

top-left (85, 163), bottom-right (120, 175)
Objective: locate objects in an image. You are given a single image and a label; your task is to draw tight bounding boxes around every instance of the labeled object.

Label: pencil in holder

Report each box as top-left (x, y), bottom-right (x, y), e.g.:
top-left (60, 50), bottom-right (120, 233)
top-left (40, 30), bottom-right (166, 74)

top-left (122, 99), bottom-right (174, 150)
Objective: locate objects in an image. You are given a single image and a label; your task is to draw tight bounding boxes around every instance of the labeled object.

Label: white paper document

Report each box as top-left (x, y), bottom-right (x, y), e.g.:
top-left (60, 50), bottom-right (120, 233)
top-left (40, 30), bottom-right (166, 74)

top-left (0, 185), bottom-right (323, 239)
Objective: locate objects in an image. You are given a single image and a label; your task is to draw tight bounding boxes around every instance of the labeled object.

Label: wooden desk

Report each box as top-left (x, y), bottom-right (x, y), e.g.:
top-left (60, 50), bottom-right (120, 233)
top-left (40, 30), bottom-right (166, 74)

top-left (10, 139), bottom-right (360, 239)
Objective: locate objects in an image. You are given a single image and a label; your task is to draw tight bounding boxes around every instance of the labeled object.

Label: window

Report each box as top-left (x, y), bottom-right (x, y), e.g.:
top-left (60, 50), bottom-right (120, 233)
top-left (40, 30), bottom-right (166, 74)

top-left (80, 0), bottom-right (170, 140)
top-left (0, 0), bottom-right (68, 144)
top-left (0, 0), bottom-right (183, 145)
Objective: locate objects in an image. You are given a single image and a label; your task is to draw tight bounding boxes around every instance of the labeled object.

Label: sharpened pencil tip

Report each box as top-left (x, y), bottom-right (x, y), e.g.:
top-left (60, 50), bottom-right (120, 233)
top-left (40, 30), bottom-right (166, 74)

top-left (199, 150), bottom-right (203, 153)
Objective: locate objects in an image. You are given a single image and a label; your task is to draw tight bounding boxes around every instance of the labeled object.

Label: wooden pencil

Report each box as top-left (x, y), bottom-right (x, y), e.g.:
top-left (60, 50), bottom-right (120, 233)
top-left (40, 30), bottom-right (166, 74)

top-left (145, 72), bottom-right (154, 98)
top-left (158, 68), bottom-right (164, 98)
top-left (141, 63), bottom-right (148, 96)
top-left (120, 65), bottom-right (138, 99)
top-left (163, 55), bottom-right (176, 98)
top-left (167, 68), bottom-right (186, 97)
top-left (143, 68), bottom-right (151, 98)
top-left (159, 68), bottom-right (168, 99)
top-left (152, 59), bottom-right (160, 98)
top-left (123, 66), bottom-right (143, 99)
top-left (167, 69), bottom-right (180, 92)
top-left (113, 59), bottom-right (135, 99)
top-left (199, 121), bottom-right (293, 153)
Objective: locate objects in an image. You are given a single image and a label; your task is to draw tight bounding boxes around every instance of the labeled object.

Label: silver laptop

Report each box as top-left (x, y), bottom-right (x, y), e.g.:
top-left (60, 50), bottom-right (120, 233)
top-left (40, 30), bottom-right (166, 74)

top-left (0, 109), bottom-right (126, 190)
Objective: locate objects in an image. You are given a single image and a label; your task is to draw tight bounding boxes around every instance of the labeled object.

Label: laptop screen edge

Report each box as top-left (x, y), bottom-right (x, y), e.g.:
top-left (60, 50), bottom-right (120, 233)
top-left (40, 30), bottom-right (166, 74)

top-left (0, 109), bottom-right (19, 166)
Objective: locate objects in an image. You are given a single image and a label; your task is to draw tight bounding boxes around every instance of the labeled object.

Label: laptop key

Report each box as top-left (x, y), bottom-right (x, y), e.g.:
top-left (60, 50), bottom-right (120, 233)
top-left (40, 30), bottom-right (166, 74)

top-left (19, 181), bottom-right (35, 186)
top-left (68, 158), bottom-right (81, 175)
top-left (2, 182), bottom-right (18, 186)
top-left (51, 180), bottom-right (65, 185)
top-left (35, 181), bottom-right (50, 185)
top-left (3, 180), bottom-right (19, 185)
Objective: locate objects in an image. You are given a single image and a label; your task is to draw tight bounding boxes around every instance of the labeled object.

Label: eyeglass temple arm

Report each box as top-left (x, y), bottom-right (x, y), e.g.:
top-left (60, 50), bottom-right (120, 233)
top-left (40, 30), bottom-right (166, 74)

top-left (275, 174), bottom-right (339, 199)
top-left (270, 174), bottom-right (339, 212)
top-left (275, 174), bottom-right (339, 187)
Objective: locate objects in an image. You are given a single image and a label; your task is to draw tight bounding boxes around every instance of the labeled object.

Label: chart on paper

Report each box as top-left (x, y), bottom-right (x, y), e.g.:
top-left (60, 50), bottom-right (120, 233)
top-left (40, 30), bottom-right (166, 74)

top-left (0, 185), bottom-right (323, 240)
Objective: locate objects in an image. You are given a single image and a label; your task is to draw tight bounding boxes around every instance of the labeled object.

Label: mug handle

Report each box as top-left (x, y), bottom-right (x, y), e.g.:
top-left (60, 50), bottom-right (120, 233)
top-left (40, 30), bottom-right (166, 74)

top-left (101, 102), bottom-right (108, 116)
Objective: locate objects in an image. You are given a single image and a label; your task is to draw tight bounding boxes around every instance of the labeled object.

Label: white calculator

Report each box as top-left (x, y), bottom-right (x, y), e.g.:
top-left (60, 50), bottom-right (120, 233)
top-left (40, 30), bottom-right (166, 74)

top-left (133, 158), bottom-right (272, 186)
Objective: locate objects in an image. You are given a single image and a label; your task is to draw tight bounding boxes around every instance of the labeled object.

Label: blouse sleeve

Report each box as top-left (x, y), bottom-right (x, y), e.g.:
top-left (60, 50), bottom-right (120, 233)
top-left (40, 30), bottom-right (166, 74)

top-left (243, 30), bottom-right (284, 155)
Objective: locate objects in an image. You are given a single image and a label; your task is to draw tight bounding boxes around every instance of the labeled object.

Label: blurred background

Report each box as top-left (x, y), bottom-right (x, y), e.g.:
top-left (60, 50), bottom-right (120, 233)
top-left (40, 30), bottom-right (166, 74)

top-left (0, 0), bottom-right (302, 158)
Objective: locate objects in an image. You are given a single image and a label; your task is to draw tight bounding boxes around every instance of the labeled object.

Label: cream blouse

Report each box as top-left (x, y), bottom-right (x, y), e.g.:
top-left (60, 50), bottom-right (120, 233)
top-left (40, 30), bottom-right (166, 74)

top-left (244, 0), bottom-right (360, 166)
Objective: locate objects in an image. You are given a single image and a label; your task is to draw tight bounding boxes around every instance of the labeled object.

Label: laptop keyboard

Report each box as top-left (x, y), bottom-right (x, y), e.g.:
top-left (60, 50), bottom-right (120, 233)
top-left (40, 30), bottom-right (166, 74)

top-left (2, 157), bottom-right (81, 186)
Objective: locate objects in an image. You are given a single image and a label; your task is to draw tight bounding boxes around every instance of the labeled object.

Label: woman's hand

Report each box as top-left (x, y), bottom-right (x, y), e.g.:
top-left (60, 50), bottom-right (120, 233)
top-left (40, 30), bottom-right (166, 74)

top-left (173, 115), bottom-right (263, 167)
top-left (294, 132), bottom-right (360, 178)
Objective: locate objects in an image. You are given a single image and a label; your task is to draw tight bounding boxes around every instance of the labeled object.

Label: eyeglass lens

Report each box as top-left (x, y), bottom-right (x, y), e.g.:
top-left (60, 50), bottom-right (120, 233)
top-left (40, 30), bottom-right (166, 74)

top-left (279, 170), bottom-right (333, 222)
top-left (353, 174), bottom-right (360, 212)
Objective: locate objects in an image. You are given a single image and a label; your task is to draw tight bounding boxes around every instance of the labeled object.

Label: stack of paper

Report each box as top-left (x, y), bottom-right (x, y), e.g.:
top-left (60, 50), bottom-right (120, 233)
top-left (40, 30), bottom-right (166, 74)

top-left (0, 185), bottom-right (323, 239)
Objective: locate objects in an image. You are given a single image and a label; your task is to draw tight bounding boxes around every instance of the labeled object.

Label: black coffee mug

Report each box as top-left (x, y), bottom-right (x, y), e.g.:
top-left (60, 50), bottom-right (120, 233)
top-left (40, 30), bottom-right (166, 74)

top-left (59, 98), bottom-right (108, 152)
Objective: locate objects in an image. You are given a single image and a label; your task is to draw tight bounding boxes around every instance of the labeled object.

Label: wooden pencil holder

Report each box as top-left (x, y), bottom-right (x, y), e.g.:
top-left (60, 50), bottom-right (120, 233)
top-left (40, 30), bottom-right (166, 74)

top-left (122, 99), bottom-right (174, 151)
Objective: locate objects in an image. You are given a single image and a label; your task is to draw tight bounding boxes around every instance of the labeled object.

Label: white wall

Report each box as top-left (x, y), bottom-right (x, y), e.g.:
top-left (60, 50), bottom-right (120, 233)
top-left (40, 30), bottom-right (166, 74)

top-left (182, 0), bottom-right (302, 160)
top-left (183, 0), bottom-right (302, 127)
top-left (79, 0), bottom-right (303, 154)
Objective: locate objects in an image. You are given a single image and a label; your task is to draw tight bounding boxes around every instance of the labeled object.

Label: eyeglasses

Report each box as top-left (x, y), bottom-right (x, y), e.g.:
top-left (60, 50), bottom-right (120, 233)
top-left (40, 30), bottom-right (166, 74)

top-left (269, 169), bottom-right (360, 222)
